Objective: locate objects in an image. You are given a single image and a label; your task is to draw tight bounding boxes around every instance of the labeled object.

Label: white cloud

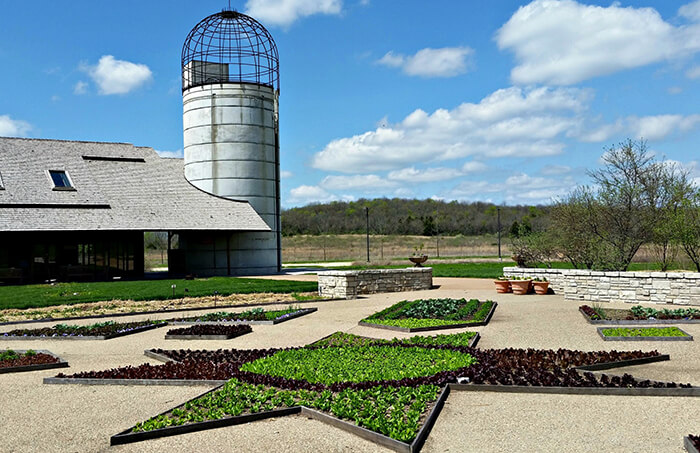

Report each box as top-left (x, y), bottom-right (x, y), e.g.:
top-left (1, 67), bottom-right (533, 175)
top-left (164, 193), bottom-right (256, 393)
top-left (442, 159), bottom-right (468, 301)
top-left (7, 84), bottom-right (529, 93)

top-left (680, 0), bottom-right (700, 21)
top-left (0, 115), bottom-right (31, 137)
top-left (446, 171), bottom-right (576, 204)
top-left (155, 149), bottom-right (184, 158)
top-left (377, 47), bottom-right (473, 78)
top-left (578, 120), bottom-right (625, 143)
top-left (540, 164), bottom-right (571, 176)
top-left (312, 86), bottom-right (588, 173)
top-left (496, 0), bottom-right (700, 85)
top-left (462, 161), bottom-right (488, 173)
top-left (387, 167), bottom-right (463, 183)
top-left (280, 170), bottom-right (293, 178)
top-left (73, 81), bottom-right (88, 95)
top-left (447, 180), bottom-right (503, 199)
top-left (668, 86), bottom-right (683, 95)
top-left (687, 65), bottom-right (700, 79)
top-left (244, 0), bottom-right (342, 27)
top-left (579, 114), bottom-right (700, 142)
top-left (320, 174), bottom-right (396, 190)
top-left (81, 55), bottom-right (152, 95)
top-left (629, 114), bottom-right (700, 141)
top-left (288, 185), bottom-right (337, 204)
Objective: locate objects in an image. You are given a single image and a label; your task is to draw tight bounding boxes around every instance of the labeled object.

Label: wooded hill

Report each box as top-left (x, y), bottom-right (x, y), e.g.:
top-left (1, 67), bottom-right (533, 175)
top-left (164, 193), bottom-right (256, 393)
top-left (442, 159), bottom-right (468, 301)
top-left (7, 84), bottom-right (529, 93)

top-left (281, 198), bottom-right (549, 236)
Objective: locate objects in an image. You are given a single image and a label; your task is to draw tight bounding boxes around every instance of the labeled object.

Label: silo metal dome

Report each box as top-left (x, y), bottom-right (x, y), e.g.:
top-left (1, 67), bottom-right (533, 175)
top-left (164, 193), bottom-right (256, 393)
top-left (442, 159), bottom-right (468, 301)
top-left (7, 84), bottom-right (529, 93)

top-left (181, 9), bottom-right (279, 91)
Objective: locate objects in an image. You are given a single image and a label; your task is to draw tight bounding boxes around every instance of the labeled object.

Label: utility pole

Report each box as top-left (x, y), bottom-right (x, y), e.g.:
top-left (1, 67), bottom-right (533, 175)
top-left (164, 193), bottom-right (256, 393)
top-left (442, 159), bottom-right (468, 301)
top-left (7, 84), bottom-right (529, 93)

top-left (497, 207), bottom-right (502, 262)
top-left (365, 207), bottom-right (370, 262)
top-left (435, 209), bottom-right (440, 258)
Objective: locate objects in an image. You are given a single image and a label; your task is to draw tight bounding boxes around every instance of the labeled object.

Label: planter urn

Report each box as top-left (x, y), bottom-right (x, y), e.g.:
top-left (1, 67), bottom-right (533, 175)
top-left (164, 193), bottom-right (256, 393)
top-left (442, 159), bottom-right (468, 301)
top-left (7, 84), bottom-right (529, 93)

top-left (494, 280), bottom-right (512, 293)
top-left (409, 255), bottom-right (428, 267)
top-left (532, 281), bottom-right (550, 295)
top-left (510, 279), bottom-right (531, 295)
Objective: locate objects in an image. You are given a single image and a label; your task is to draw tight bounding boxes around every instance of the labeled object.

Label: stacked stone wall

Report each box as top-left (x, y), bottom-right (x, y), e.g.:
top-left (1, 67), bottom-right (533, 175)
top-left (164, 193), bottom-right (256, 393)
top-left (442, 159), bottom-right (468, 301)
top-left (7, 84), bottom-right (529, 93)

top-left (317, 268), bottom-right (433, 300)
top-left (504, 267), bottom-right (700, 306)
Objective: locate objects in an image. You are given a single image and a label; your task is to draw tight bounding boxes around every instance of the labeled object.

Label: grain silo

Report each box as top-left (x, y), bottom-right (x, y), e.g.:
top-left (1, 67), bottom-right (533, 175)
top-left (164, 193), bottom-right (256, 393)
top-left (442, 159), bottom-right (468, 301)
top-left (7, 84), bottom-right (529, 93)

top-left (181, 9), bottom-right (281, 274)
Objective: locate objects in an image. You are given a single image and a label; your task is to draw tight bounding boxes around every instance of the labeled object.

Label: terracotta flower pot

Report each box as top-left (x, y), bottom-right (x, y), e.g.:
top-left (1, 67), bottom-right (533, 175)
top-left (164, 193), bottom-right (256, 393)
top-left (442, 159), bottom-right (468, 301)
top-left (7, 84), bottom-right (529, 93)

top-left (532, 281), bottom-right (550, 295)
top-left (510, 280), bottom-right (531, 295)
top-left (494, 280), bottom-right (512, 293)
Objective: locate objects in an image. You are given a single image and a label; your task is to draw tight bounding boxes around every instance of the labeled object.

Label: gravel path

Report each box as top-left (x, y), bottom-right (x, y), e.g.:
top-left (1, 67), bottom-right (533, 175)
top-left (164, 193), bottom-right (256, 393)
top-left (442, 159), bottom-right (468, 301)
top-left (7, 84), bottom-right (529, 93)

top-left (0, 278), bottom-right (697, 452)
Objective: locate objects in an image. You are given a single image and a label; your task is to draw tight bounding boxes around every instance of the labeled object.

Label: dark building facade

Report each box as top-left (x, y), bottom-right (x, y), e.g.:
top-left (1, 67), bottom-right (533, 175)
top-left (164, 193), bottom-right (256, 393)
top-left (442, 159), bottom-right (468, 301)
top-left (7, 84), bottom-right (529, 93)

top-left (0, 138), bottom-right (271, 284)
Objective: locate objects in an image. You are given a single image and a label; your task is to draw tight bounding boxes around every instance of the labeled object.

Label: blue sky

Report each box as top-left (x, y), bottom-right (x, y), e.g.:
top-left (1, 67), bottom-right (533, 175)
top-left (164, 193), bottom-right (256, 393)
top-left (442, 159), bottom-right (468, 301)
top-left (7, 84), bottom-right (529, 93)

top-left (2, 0), bottom-right (700, 207)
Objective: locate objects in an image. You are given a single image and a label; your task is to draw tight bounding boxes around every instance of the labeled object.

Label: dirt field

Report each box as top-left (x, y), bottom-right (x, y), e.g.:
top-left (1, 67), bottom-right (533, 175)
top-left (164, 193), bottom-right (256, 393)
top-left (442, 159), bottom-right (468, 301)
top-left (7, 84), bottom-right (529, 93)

top-left (282, 234), bottom-right (508, 262)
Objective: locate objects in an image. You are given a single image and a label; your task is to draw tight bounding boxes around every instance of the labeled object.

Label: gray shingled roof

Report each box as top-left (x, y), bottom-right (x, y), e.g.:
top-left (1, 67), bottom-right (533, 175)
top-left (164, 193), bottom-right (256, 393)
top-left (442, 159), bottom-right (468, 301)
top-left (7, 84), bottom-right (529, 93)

top-left (0, 137), bottom-right (270, 232)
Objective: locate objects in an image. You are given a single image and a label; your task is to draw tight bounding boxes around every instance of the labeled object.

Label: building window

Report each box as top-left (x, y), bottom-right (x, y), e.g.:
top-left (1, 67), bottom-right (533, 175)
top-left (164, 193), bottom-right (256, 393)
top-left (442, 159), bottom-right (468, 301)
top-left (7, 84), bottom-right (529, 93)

top-left (48, 170), bottom-right (75, 191)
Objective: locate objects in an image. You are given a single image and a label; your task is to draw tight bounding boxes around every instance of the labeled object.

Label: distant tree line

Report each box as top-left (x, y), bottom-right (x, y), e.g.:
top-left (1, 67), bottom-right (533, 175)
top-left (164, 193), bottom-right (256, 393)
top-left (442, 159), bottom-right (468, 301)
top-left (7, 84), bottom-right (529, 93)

top-left (512, 139), bottom-right (700, 272)
top-left (282, 198), bottom-right (549, 237)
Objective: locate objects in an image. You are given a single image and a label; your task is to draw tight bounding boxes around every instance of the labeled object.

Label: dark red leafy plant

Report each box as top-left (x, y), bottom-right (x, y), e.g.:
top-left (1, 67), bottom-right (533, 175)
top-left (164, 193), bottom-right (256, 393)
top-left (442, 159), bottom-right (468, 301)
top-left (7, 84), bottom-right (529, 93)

top-left (166, 325), bottom-right (252, 338)
top-left (1, 352), bottom-right (59, 368)
top-left (689, 435), bottom-right (700, 450)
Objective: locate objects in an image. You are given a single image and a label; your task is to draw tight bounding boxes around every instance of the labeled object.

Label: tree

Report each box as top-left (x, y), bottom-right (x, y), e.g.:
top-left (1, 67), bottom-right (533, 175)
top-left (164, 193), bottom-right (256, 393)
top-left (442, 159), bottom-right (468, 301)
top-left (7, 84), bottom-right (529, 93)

top-left (509, 224), bottom-right (556, 268)
top-left (550, 188), bottom-right (607, 269)
top-left (650, 162), bottom-right (694, 270)
top-left (585, 139), bottom-right (667, 270)
top-left (673, 189), bottom-right (700, 271)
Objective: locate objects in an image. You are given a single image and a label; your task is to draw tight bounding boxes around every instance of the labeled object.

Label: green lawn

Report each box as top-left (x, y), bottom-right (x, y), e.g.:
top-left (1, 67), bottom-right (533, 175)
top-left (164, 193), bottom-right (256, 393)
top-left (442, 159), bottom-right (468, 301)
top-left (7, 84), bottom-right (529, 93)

top-left (0, 277), bottom-right (318, 310)
top-left (337, 260), bottom-right (688, 279)
top-left (338, 262), bottom-right (512, 279)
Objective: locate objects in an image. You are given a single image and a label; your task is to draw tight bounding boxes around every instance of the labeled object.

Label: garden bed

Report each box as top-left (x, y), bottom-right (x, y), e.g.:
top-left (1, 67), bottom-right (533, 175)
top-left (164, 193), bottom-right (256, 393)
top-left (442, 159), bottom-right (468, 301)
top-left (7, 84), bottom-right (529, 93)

top-left (0, 349), bottom-right (68, 374)
top-left (580, 305), bottom-right (700, 325)
top-left (1, 320), bottom-right (167, 340)
top-left (165, 325), bottom-right (252, 340)
top-left (0, 294), bottom-right (325, 326)
top-left (450, 382), bottom-right (700, 397)
top-left (597, 327), bottom-right (693, 341)
top-left (45, 332), bottom-right (696, 452)
top-left (169, 307), bottom-right (317, 326)
top-left (686, 435), bottom-right (700, 453)
top-left (310, 331), bottom-right (481, 349)
top-left (359, 298), bottom-right (497, 332)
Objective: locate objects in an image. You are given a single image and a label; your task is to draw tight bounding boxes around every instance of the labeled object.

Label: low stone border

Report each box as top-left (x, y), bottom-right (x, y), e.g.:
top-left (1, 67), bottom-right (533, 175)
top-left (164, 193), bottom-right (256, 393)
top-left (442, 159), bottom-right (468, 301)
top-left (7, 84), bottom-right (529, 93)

top-left (686, 436), bottom-right (700, 453)
top-left (318, 267), bottom-right (433, 299)
top-left (170, 308), bottom-right (317, 326)
top-left (504, 266), bottom-right (700, 306)
top-left (109, 383), bottom-right (451, 453)
top-left (597, 327), bottom-right (693, 341)
top-left (579, 308), bottom-right (700, 325)
top-left (43, 377), bottom-right (226, 386)
top-left (0, 323), bottom-right (166, 341)
top-left (449, 383), bottom-right (700, 397)
top-left (0, 350), bottom-right (68, 374)
top-left (358, 302), bottom-right (497, 333)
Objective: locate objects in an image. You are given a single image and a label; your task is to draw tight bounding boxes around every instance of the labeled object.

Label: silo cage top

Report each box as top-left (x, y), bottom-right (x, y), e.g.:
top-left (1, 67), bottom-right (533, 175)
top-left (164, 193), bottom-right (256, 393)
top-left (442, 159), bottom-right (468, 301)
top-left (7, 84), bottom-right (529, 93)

top-left (182, 10), bottom-right (279, 92)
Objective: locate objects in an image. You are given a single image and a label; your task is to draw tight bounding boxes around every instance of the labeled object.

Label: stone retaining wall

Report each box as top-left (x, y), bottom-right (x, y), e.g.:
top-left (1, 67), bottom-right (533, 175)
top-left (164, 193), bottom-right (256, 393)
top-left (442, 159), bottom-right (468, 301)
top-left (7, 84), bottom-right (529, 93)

top-left (317, 268), bottom-right (433, 300)
top-left (504, 267), bottom-right (700, 306)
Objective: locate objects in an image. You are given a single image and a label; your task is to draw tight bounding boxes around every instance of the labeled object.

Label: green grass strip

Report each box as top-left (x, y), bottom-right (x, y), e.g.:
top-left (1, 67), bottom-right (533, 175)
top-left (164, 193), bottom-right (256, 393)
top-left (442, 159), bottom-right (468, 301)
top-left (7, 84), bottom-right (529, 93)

top-left (601, 327), bottom-right (689, 337)
top-left (0, 277), bottom-right (318, 310)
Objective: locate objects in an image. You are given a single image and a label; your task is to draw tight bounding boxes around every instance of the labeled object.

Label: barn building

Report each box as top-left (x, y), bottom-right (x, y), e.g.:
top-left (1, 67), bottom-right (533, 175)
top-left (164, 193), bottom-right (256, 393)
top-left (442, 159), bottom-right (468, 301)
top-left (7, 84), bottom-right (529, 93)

top-left (0, 9), bottom-right (282, 284)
